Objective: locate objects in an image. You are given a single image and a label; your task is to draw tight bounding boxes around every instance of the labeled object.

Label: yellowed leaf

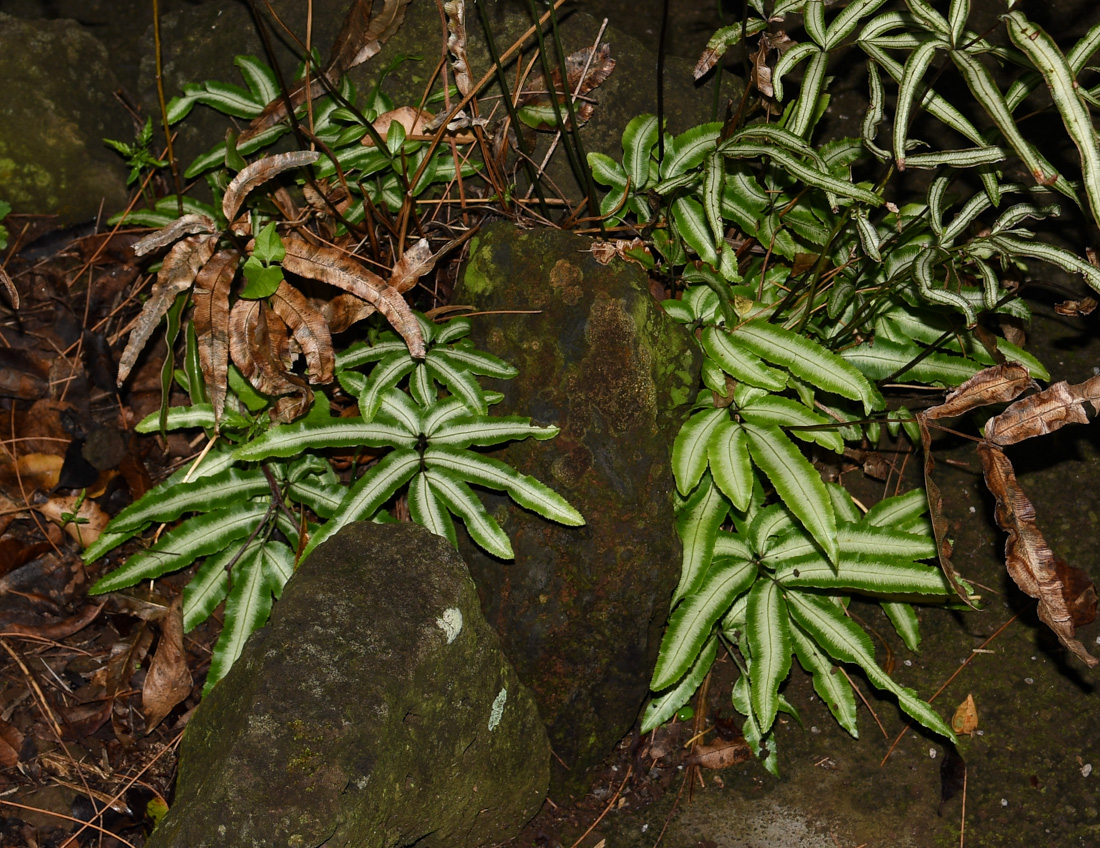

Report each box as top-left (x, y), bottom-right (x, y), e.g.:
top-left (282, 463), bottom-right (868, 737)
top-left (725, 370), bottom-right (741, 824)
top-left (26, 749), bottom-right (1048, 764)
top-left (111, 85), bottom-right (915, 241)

top-left (951, 694), bottom-right (978, 735)
top-left (142, 598), bottom-right (193, 732)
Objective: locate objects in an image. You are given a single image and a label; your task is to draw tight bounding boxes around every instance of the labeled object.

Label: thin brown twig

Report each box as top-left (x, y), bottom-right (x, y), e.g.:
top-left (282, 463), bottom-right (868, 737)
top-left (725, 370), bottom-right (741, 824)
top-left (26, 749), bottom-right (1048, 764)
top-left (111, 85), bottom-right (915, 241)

top-left (567, 764), bottom-right (632, 848)
top-left (881, 612), bottom-right (1021, 766)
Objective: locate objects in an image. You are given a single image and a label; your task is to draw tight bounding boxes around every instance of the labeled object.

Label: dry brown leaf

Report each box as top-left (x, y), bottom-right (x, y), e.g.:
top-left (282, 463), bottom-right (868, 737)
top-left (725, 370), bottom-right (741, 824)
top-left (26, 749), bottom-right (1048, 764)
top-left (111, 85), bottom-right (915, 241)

top-left (519, 43), bottom-right (616, 128)
top-left (0, 265), bottom-right (18, 309)
top-left (951, 694), bottom-right (978, 735)
top-left (282, 236), bottom-right (425, 358)
top-left (389, 238), bottom-right (437, 294)
top-left (444, 0), bottom-right (473, 96)
top-left (222, 151), bottom-right (321, 231)
top-left (229, 299), bottom-right (312, 422)
top-left (192, 248), bottom-right (239, 428)
top-left (1055, 296), bottom-right (1098, 316)
top-left (2, 452), bottom-right (64, 491)
top-left (914, 410), bottom-right (975, 606)
top-left (363, 107), bottom-right (437, 145)
top-left (985, 378), bottom-right (1100, 446)
top-left (684, 738), bottom-right (752, 770)
top-left (270, 281), bottom-right (335, 385)
top-left (0, 602), bottom-right (103, 640)
top-left (0, 718), bottom-right (25, 769)
top-left (927, 362), bottom-right (1034, 421)
top-left (142, 597), bottom-right (193, 732)
top-left (118, 233), bottom-right (218, 386)
top-left (313, 292), bottom-right (376, 334)
top-left (34, 494), bottom-right (109, 548)
top-left (132, 213), bottom-right (217, 256)
top-left (978, 442), bottom-right (1098, 667)
top-left (590, 237), bottom-right (653, 267)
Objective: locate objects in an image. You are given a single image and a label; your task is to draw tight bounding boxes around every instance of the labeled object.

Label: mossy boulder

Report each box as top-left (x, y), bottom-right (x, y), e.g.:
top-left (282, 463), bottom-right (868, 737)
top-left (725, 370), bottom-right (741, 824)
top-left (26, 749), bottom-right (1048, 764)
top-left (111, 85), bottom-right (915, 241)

top-left (0, 13), bottom-right (129, 222)
top-left (453, 222), bottom-right (700, 797)
top-left (148, 522), bottom-right (548, 848)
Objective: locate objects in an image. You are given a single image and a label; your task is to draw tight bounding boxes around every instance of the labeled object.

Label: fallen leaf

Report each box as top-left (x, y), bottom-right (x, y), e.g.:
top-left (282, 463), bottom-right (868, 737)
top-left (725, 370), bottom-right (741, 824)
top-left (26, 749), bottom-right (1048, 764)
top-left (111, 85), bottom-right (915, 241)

top-left (517, 44), bottom-right (616, 130)
top-left (444, 0), bottom-right (472, 95)
top-left (142, 598), bottom-right (193, 732)
top-left (0, 718), bottom-right (25, 768)
top-left (1055, 296), bottom-right (1097, 316)
top-left (270, 281), bottom-right (335, 385)
top-left (35, 493), bottom-right (110, 548)
top-left (684, 738), bottom-right (752, 770)
top-left (951, 694), bottom-right (978, 735)
top-left (229, 299), bottom-right (312, 422)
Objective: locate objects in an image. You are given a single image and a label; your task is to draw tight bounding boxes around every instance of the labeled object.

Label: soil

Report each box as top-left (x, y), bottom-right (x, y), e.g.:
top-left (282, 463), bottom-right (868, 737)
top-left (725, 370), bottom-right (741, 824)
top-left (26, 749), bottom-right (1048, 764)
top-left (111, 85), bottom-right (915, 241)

top-left (3, 2), bottom-right (1100, 847)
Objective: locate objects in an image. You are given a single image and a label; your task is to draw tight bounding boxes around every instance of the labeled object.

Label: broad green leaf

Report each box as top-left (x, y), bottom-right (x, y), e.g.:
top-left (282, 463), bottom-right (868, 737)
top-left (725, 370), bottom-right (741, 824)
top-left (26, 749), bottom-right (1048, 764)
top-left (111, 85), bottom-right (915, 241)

top-left (433, 345), bottom-right (517, 379)
top-left (286, 476), bottom-right (346, 519)
top-left (428, 415), bottom-right (559, 448)
top-left (824, 0), bottom-right (888, 49)
top-left (641, 635), bottom-right (718, 733)
top-left (660, 123), bottom-right (721, 179)
top-left (336, 338), bottom-right (409, 370)
top-left (827, 483), bottom-right (862, 524)
top-left (786, 591), bottom-right (955, 740)
top-left (775, 554), bottom-right (952, 596)
top-left (356, 351), bottom-right (417, 421)
top-left (786, 49), bottom-right (829, 139)
top-left (108, 466), bottom-right (269, 533)
top-left (746, 579), bottom-right (792, 731)
top-left (672, 408), bottom-right (728, 495)
top-left (739, 395), bottom-right (845, 453)
top-left (423, 446), bottom-right (584, 526)
top-left (136, 404), bottom-right (249, 433)
top-left (772, 42), bottom-right (819, 103)
top-left (234, 55), bottom-right (279, 104)
top-left (802, 0), bottom-right (827, 47)
top-left (1005, 12), bottom-right (1100, 225)
top-left (840, 337), bottom-right (978, 386)
top-left (193, 80), bottom-right (262, 118)
top-left (707, 419), bottom-right (752, 512)
top-left (260, 541), bottom-right (295, 597)
top-left (301, 448), bottom-right (420, 560)
top-left (90, 502), bottom-right (269, 594)
top-left (720, 143), bottom-right (882, 206)
top-left (589, 151), bottom-right (629, 190)
top-left (838, 523), bottom-right (937, 560)
top-left (623, 113), bottom-right (660, 189)
top-left (426, 350), bottom-right (487, 415)
top-left (672, 196), bottom-right (719, 267)
top-left (408, 470), bottom-right (457, 548)
top-left (863, 489), bottom-right (929, 528)
top-left (204, 543), bottom-right (273, 694)
top-left (791, 620), bottom-right (858, 737)
top-left (734, 320), bottom-right (880, 412)
top-left (894, 39), bottom-right (941, 170)
top-left (182, 544), bottom-right (233, 632)
top-left (731, 673), bottom-right (780, 776)
top-left (701, 326), bottom-right (787, 392)
top-left (744, 423), bottom-right (838, 564)
top-left (748, 503), bottom-right (800, 559)
top-left (233, 416), bottom-right (416, 461)
top-left (425, 466), bottom-right (513, 559)
top-left (674, 474), bottom-right (730, 603)
top-left (652, 557), bottom-right (757, 690)
top-left (882, 600), bottom-right (922, 652)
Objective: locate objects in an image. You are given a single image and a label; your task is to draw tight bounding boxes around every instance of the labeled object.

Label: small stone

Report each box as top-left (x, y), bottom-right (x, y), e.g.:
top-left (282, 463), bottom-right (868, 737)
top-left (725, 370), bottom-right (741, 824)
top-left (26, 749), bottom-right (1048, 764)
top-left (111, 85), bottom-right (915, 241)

top-left (1082, 763), bottom-right (1093, 777)
top-left (1002, 798), bottom-right (1009, 806)
top-left (1025, 677), bottom-right (1034, 685)
top-left (929, 748), bottom-right (938, 759)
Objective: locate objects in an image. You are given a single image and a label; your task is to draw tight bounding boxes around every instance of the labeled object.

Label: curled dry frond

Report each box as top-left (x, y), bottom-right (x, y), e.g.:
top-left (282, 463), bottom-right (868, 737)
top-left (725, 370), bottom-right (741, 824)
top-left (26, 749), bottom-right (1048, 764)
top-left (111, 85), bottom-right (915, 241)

top-left (444, 0), bottom-right (473, 96)
top-left (118, 234), bottom-right (218, 386)
top-left (192, 248), bottom-right (239, 427)
top-left (389, 238), bottom-right (437, 294)
top-left (518, 43), bottom-right (616, 128)
top-left (229, 299), bottom-right (311, 422)
top-left (281, 235), bottom-right (425, 358)
top-left (270, 281), bottom-right (335, 385)
top-left (921, 365), bottom-right (1100, 666)
top-left (222, 151), bottom-right (321, 230)
top-left (132, 214), bottom-right (217, 256)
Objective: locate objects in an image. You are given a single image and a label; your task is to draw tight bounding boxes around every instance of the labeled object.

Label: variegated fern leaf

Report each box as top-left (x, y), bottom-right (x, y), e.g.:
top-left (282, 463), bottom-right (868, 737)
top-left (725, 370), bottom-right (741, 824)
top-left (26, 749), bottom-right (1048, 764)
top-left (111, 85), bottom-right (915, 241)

top-left (86, 314), bottom-right (583, 693)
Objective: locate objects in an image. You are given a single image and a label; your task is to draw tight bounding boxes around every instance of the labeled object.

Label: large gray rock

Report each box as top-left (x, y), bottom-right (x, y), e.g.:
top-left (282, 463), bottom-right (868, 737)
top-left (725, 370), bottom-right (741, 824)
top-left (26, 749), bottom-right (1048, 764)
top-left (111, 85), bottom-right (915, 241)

top-left (453, 222), bottom-right (700, 797)
top-left (0, 13), bottom-right (129, 222)
top-left (148, 522), bottom-right (549, 848)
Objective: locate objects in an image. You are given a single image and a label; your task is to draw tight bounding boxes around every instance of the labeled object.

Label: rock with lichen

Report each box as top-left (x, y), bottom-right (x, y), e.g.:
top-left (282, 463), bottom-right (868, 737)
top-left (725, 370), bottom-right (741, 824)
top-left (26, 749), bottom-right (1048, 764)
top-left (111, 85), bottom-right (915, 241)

top-left (147, 521), bottom-right (548, 848)
top-left (453, 221), bottom-right (700, 797)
